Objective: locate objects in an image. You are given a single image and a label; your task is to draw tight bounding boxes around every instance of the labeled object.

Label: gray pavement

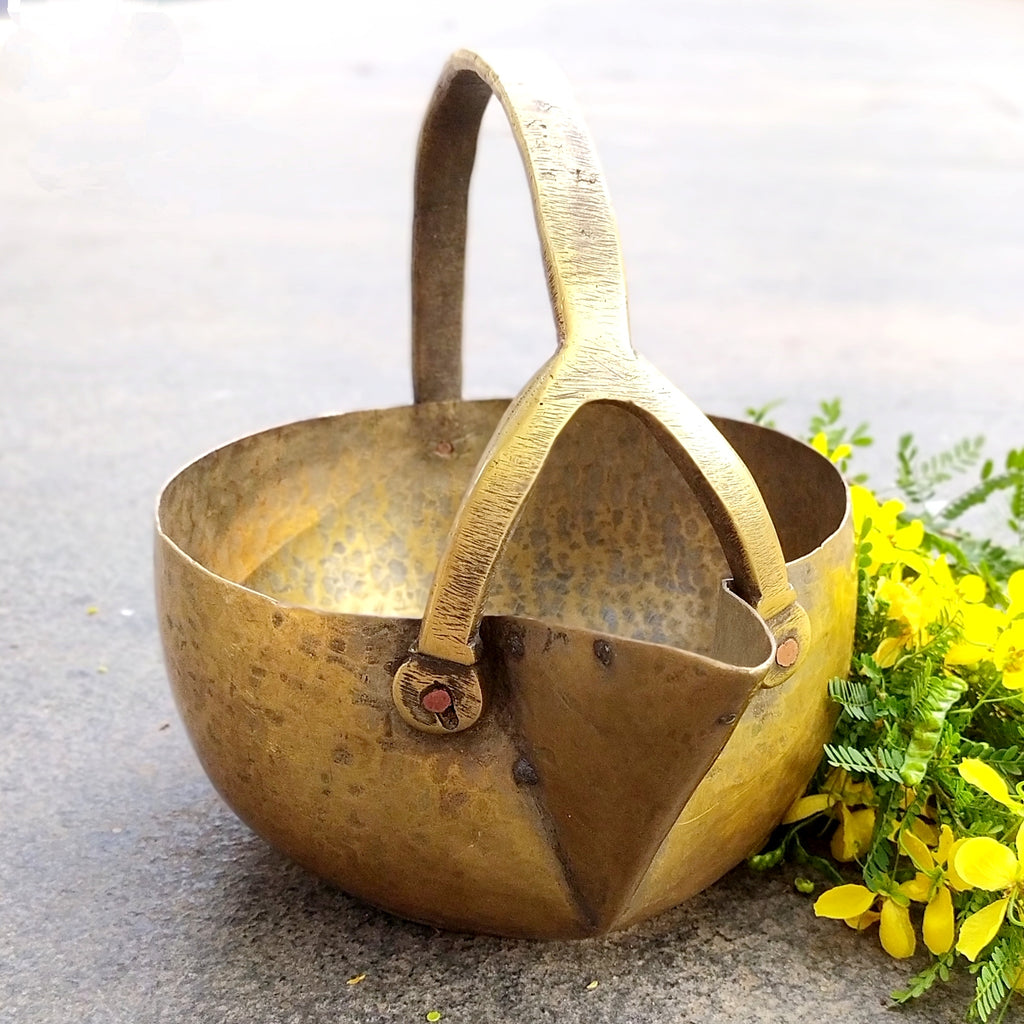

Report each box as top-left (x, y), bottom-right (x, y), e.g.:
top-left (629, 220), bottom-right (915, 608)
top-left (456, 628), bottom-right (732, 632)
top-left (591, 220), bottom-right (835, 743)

top-left (3, 1), bottom-right (1024, 1021)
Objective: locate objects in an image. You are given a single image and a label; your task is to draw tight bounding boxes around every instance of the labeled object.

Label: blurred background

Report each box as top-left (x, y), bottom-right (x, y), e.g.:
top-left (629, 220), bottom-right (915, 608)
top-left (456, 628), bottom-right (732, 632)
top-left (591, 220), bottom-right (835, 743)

top-left (3, 0), bottom-right (1023, 469)
top-left (2, 2), bottom-right (1023, 1022)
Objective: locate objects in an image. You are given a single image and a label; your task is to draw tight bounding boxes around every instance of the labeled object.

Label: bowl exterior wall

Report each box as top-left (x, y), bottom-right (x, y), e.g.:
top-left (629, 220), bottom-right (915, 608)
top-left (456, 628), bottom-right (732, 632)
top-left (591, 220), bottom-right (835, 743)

top-left (156, 406), bottom-right (855, 937)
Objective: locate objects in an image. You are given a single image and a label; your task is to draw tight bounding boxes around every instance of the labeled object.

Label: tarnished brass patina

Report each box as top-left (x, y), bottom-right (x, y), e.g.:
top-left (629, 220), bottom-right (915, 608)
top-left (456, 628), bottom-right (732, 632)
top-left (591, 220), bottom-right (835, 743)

top-left (156, 48), bottom-right (856, 938)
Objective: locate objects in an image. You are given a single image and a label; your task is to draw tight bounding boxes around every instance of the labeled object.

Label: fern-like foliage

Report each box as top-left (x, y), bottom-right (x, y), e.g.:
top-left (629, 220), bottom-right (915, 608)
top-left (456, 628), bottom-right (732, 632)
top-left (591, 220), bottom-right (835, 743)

top-left (808, 398), bottom-right (872, 449)
top-left (1010, 460), bottom-right (1024, 541)
top-left (897, 433), bottom-right (985, 508)
top-left (861, 787), bottom-right (900, 893)
top-left (892, 954), bottom-right (953, 1003)
top-left (970, 932), bottom-right (1024, 1022)
top-left (956, 741), bottom-right (1024, 777)
top-left (827, 678), bottom-right (879, 721)
top-left (823, 743), bottom-right (905, 783)
top-left (743, 403), bottom-right (1024, 1020)
top-left (941, 472), bottom-right (1021, 523)
top-left (807, 398), bottom-right (873, 481)
top-left (744, 400), bottom-right (782, 428)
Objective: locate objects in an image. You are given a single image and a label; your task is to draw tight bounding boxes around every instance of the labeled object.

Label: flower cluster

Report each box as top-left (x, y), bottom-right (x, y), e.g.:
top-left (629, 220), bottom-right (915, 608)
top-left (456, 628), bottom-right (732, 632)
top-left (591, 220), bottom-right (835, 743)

top-left (850, 486), bottom-right (1024, 678)
top-left (756, 421), bottom-right (1024, 1021)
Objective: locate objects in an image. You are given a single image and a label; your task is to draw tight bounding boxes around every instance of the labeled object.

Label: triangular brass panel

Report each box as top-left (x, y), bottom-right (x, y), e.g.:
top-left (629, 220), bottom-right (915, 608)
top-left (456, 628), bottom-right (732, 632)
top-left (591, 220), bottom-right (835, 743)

top-left (491, 612), bottom-right (770, 931)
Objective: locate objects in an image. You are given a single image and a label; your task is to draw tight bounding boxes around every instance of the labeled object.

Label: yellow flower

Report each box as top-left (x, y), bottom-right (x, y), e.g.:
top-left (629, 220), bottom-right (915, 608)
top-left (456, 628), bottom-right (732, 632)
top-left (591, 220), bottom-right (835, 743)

top-left (958, 759), bottom-right (1024, 815)
top-left (831, 804), bottom-right (876, 862)
top-left (995, 619), bottom-right (1024, 690)
top-left (905, 812), bottom-right (941, 849)
top-left (923, 886), bottom-right (955, 955)
top-left (899, 825), bottom-right (971, 955)
top-left (870, 553), bottom-right (1013, 670)
top-left (810, 432), bottom-right (852, 465)
top-left (814, 883), bottom-right (917, 959)
top-left (1006, 569), bottom-right (1024, 622)
top-left (874, 575), bottom-right (925, 667)
top-left (781, 769), bottom-right (875, 826)
top-left (871, 556), bottom-right (984, 667)
top-left (957, 895), bottom-right (1012, 962)
top-left (850, 486), bottom-right (928, 576)
top-left (945, 603), bottom-right (1004, 667)
top-left (953, 827), bottom-right (1024, 961)
top-left (815, 882), bottom-right (875, 921)
top-left (878, 894), bottom-right (917, 959)
top-left (956, 836), bottom-right (1023, 891)
top-left (957, 573), bottom-right (988, 604)
top-left (921, 561), bottom-right (1003, 666)
top-left (920, 556), bottom-right (961, 614)
top-left (782, 770), bottom-right (878, 862)
top-left (781, 792), bottom-right (832, 823)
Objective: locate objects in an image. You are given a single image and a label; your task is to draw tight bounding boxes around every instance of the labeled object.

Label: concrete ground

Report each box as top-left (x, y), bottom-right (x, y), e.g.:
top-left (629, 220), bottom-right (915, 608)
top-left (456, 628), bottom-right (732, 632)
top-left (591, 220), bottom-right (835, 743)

top-left (2, 0), bottom-right (1024, 1021)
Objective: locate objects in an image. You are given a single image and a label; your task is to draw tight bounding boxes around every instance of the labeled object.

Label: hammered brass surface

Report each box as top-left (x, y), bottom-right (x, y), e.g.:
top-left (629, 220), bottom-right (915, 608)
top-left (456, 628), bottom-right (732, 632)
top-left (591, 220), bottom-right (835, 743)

top-left (156, 46), bottom-right (857, 938)
top-left (244, 403), bottom-right (739, 650)
top-left (619, 418), bottom-right (856, 926)
top-left (156, 398), bottom-right (851, 937)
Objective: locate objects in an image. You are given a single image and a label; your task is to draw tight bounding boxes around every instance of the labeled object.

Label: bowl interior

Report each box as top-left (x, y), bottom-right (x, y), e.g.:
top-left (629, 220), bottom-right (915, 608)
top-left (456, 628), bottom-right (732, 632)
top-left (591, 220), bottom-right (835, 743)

top-left (157, 399), bottom-right (846, 656)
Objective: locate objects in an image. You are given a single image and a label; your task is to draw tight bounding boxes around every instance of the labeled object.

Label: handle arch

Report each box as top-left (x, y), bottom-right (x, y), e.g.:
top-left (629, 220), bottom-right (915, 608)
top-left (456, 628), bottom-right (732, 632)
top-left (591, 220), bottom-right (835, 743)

top-left (412, 48), bottom-right (633, 404)
top-left (395, 49), bottom-right (808, 735)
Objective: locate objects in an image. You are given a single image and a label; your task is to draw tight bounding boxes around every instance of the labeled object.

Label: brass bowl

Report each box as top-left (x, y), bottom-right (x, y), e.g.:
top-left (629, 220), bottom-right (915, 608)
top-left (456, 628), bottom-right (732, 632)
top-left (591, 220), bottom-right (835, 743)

top-left (156, 48), bottom-right (855, 939)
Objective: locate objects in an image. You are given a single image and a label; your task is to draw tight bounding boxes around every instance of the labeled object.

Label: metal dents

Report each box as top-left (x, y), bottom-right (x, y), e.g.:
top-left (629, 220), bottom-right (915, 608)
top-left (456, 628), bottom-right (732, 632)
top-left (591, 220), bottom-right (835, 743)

top-left (155, 48), bottom-right (857, 939)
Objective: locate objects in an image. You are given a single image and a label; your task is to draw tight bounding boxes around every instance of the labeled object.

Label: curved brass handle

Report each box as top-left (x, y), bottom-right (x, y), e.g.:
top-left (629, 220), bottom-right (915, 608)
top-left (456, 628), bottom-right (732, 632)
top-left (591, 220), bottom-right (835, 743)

top-left (394, 49), bottom-right (809, 735)
top-left (411, 48), bottom-right (632, 404)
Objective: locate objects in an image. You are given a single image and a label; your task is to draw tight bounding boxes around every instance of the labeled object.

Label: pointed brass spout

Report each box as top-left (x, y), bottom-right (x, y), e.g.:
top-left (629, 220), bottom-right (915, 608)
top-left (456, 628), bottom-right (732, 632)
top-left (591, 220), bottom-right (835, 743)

top-left (491, 595), bottom-right (773, 933)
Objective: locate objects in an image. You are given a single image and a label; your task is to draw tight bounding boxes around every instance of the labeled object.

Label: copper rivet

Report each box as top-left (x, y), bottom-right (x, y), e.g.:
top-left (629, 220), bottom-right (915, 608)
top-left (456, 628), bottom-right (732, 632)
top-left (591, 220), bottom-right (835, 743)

top-left (421, 687), bottom-right (453, 713)
top-left (775, 638), bottom-right (799, 668)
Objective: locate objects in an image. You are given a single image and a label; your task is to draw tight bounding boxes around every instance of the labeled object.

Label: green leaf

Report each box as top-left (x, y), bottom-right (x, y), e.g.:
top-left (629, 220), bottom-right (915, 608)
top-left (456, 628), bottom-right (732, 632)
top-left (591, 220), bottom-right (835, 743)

top-left (941, 472), bottom-right (1019, 523)
top-left (969, 936), bottom-right (1022, 1021)
top-left (745, 400), bottom-right (783, 428)
top-left (747, 845), bottom-right (786, 871)
top-left (892, 954), bottom-right (955, 1003)
top-left (956, 741), bottom-right (1024, 776)
top-left (828, 678), bottom-right (880, 721)
top-left (823, 743), bottom-right (905, 783)
top-left (1011, 481), bottom-right (1024, 541)
top-left (895, 433), bottom-right (987, 513)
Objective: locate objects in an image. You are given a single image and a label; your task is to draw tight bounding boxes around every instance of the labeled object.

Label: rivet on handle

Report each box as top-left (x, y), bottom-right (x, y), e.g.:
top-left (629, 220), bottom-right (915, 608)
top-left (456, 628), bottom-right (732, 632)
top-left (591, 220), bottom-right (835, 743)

top-left (392, 654), bottom-right (484, 734)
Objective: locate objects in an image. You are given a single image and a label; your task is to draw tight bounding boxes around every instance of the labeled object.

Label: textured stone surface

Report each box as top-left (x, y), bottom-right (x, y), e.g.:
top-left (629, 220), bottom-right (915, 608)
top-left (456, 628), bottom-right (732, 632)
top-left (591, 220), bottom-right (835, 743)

top-left (3, 0), bottom-right (1024, 1020)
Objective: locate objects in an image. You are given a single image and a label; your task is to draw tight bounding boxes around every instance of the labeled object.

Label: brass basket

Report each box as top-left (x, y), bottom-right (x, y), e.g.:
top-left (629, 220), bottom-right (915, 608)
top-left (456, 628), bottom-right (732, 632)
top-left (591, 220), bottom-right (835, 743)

top-left (156, 48), bottom-right (856, 939)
